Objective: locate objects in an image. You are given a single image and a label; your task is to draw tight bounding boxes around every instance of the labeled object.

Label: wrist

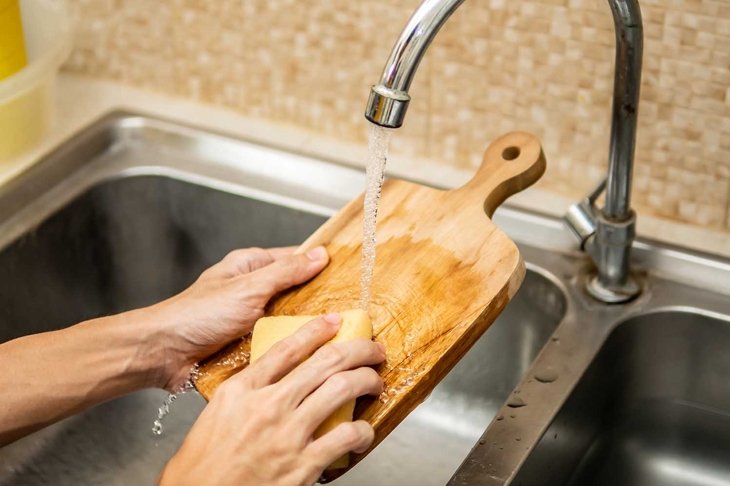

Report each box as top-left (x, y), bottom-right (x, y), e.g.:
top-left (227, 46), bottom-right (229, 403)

top-left (110, 306), bottom-right (181, 391)
top-left (127, 302), bottom-right (199, 391)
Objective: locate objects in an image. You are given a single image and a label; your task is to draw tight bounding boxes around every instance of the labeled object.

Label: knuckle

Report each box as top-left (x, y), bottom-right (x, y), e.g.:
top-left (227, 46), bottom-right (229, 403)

top-left (279, 254), bottom-right (309, 275)
top-left (369, 340), bottom-right (385, 357)
top-left (271, 339), bottom-right (300, 364)
top-left (362, 423), bottom-right (375, 446)
top-left (214, 379), bottom-right (241, 402)
top-left (276, 256), bottom-right (299, 273)
top-left (309, 316), bottom-right (331, 334)
top-left (224, 248), bottom-right (249, 264)
top-left (247, 247), bottom-right (271, 264)
top-left (231, 372), bottom-right (254, 390)
top-left (253, 277), bottom-right (278, 297)
top-left (363, 367), bottom-right (383, 388)
top-left (301, 317), bottom-right (333, 341)
top-left (256, 399), bottom-right (281, 424)
top-left (248, 307), bottom-right (265, 322)
top-left (327, 373), bottom-right (353, 397)
top-left (339, 422), bottom-right (366, 448)
top-left (318, 343), bottom-right (347, 367)
top-left (225, 248), bottom-right (270, 272)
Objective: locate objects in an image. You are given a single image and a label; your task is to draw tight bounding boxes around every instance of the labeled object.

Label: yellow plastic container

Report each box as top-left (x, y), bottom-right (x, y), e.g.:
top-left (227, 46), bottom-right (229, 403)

top-left (0, 0), bottom-right (71, 162)
top-left (0, 0), bottom-right (27, 79)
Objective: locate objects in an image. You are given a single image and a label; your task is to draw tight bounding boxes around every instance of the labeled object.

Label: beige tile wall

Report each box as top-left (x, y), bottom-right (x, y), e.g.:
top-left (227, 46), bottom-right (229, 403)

top-left (64, 0), bottom-right (730, 231)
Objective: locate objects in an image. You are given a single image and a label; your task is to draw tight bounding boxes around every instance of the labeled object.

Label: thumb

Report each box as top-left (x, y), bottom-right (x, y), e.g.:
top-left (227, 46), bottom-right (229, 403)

top-left (251, 246), bottom-right (330, 295)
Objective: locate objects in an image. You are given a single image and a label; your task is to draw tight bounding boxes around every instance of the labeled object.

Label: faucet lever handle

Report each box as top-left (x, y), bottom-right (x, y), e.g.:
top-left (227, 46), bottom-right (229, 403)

top-left (564, 177), bottom-right (608, 249)
top-left (587, 178), bottom-right (607, 205)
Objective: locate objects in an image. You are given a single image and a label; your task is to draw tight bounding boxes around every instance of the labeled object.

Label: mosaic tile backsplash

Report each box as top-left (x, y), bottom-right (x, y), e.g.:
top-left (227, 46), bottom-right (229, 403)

top-left (64, 0), bottom-right (730, 231)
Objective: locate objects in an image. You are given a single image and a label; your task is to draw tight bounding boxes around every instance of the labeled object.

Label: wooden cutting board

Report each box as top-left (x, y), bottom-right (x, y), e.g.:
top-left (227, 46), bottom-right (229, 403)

top-left (193, 131), bottom-right (546, 481)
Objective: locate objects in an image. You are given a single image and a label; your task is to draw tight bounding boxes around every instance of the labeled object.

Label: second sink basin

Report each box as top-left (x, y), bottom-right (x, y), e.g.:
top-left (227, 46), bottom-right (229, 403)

top-left (513, 310), bottom-right (730, 486)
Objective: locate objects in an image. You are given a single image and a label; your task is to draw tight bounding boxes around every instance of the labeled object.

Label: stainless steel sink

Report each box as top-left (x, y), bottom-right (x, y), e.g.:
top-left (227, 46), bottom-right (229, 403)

top-left (1, 113), bottom-right (729, 485)
top-left (512, 310), bottom-right (730, 486)
top-left (0, 113), bottom-right (566, 485)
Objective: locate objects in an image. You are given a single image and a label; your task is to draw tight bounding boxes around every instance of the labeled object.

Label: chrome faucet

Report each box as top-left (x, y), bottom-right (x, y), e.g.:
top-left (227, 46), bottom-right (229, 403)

top-left (365, 0), bottom-right (643, 304)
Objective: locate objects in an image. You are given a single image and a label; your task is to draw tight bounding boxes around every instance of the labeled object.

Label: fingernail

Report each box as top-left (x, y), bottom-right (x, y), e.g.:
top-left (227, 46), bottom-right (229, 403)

top-left (306, 246), bottom-right (328, 261)
top-left (376, 342), bottom-right (386, 355)
top-left (323, 313), bottom-right (342, 326)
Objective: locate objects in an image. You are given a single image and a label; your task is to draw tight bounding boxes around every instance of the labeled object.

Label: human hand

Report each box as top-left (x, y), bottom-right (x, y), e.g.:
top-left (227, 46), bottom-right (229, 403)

top-left (159, 314), bottom-right (385, 486)
top-left (136, 246), bottom-right (330, 390)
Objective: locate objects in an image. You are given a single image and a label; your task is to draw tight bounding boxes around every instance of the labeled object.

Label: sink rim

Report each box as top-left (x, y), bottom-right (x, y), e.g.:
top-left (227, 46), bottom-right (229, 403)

top-left (2, 111), bottom-right (730, 486)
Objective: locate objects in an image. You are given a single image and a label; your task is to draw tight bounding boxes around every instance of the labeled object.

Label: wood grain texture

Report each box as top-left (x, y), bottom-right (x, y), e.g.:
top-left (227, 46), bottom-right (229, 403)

top-left (193, 131), bottom-right (546, 481)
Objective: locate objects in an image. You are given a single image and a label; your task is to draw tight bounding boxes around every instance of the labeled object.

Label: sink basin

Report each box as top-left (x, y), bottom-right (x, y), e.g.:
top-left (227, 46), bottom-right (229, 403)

top-left (0, 176), bottom-right (325, 486)
top-left (512, 310), bottom-right (730, 486)
top-left (0, 118), bottom-right (564, 485)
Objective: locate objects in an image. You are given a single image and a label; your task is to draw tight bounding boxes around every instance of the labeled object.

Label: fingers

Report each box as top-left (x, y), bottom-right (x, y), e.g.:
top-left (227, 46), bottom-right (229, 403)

top-left (201, 247), bottom-right (273, 279)
top-left (266, 246), bottom-right (298, 259)
top-left (306, 420), bottom-right (375, 469)
top-left (201, 246), bottom-right (301, 280)
top-left (239, 314), bottom-right (341, 389)
top-left (296, 367), bottom-right (383, 437)
top-left (276, 339), bottom-right (385, 406)
top-left (249, 246), bottom-right (329, 295)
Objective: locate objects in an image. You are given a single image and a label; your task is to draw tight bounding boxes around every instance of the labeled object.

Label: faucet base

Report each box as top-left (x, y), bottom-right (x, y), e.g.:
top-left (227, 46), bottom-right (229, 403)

top-left (586, 273), bottom-right (641, 304)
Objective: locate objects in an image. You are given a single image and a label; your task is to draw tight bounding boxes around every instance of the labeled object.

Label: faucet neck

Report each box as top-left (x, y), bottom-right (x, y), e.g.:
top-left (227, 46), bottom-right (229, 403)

top-left (605, 0), bottom-right (643, 221)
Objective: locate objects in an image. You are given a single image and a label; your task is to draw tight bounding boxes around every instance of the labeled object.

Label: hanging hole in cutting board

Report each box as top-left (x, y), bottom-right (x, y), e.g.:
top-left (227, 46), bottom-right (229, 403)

top-left (502, 146), bottom-right (521, 160)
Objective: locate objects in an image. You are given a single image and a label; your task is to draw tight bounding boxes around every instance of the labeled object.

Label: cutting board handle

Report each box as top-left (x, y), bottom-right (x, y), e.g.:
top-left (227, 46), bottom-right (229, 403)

top-left (455, 131), bottom-right (546, 217)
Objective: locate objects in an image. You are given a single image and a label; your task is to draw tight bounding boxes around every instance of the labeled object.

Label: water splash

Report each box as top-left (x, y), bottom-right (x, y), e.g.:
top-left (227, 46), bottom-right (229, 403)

top-left (151, 364), bottom-right (199, 436)
top-left (211, 347), bottom-right (250, 370)
top-left (360, 123), bottom-right (393, 311)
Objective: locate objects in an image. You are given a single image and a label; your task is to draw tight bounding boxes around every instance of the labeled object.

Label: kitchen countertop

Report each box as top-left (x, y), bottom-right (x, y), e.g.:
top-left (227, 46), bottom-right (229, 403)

top-left (2, 73), bottom-right (729, 258)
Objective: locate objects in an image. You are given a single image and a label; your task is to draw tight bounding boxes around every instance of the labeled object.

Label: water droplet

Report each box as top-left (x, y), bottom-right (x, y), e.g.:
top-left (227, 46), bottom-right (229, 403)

top-left (507, 397), bottom-right (527, 408)
top-left (151, 363), bottom-right (199, 436)
top-left (535, 367), bottom-right (559, 383)
top-left (551, 336), bottom-right (560, 342)
top-left (496, 415), bottom-right (504, 421)
top-left (515, 437), bottom-right (522, 442)
top-left (479, 439), bottom-right (486, 445)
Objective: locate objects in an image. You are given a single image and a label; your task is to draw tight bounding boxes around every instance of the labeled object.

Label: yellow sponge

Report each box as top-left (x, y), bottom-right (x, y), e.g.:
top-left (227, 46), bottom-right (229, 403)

top-left (251, 309), bottom-right (373, 469)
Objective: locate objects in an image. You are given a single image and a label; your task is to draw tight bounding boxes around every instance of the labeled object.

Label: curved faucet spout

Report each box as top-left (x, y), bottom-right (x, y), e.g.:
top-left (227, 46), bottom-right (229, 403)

top-left (365, 0), bottom-right (465, 128)
top-left (366, 0), bottom-right (644, 303)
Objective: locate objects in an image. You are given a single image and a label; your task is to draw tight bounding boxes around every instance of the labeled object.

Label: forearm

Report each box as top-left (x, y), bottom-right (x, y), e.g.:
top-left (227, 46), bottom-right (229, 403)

top-left (0, 309), bottom-right (167, 445)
